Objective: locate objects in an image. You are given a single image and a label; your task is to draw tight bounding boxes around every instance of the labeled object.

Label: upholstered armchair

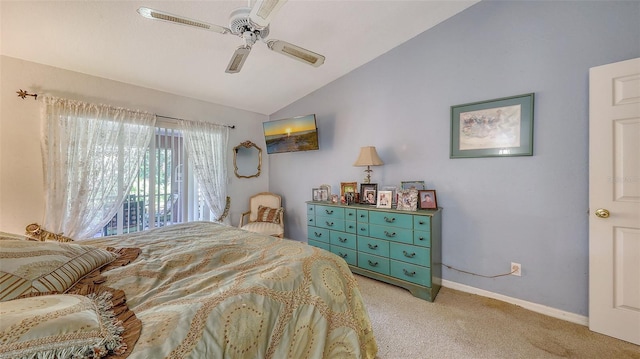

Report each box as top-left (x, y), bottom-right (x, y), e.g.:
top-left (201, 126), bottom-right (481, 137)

top-left (238, 192), bottom-right (284, 238)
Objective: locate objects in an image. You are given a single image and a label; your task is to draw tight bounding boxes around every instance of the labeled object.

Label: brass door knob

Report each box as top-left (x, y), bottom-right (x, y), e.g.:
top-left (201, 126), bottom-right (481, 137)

top-left (595, 208), bottom-right (610, 218)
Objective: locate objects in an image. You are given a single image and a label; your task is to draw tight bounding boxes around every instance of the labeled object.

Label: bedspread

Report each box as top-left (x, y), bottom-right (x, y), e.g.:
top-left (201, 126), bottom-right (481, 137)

top-left (83, 221), bottom-right (377, 359)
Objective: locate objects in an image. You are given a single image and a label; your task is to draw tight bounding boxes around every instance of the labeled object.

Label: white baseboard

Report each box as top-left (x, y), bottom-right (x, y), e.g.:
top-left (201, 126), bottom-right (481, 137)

top-left (441, 279), bottom-right (589, 326)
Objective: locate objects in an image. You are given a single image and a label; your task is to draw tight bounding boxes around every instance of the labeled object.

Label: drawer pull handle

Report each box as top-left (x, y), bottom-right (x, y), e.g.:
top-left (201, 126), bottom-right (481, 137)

top-left (348, 213), bottom-right (353, 216)
top-left (338, 252), bottom-right (348, 258)
top-left (368, 260), bottom-right (379, 267)
top-left (339, 237), bottom-right (348, 243)
top-left (418, 237), bottom-right (425, 241)
top-left (360, 214), bottom-right (365, 218)
top-left (384, 231), bottom-right (396, 237)
top-left (403, 251), bottom-right (416, 258)
top-left (360, 227), bottom-right (367, 231)
top-left (314, 232), bottom-right (322, 237)
top-left (326, 221), bottom-right (334, 226)
top-left (348, 225), bottom-right (354, 229)
top-left (403, 269), bottom-right (416, 277)
top-left (368, 244), bottom-right (378, 250)
top-left (419, 221), bottom-right (425, 225)
top-left (384, 216), bottom-right (396, 223)
top-left (325, 209), bottom-right (333, 214)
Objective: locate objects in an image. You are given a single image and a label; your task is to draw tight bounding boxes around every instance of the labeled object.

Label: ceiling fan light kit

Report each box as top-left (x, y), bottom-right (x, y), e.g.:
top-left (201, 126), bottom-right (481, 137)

top-left (137, 0), bottom-right (325, 74)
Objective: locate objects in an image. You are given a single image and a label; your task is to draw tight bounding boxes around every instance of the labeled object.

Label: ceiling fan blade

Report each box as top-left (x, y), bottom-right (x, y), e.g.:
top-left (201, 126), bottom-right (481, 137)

top-left (226, 46), bottom-right (252, 74)
top-left (249, 0), bottom-right (288, 29)
top-left (137, 7), bottom-right (230, 34)
top-left (267, 40), bottom-right (325, 67)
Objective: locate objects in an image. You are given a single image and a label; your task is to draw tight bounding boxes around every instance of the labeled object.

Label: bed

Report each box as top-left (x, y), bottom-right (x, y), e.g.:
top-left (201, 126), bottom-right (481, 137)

top-left (0, 221), bottom-right (378, 359)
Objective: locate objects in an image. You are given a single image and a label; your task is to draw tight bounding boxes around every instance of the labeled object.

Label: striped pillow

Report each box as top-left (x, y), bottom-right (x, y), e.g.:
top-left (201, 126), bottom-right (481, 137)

top-left (0, 240), bottom-right (117, 302)
top-left (256, 205), bottom-right (284, 224)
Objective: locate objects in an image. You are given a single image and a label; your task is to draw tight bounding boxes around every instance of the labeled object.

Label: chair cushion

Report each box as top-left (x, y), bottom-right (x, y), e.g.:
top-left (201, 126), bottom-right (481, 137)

top-left (241, 222), bottom-right (284, 237)
top-left (256, 205), bottom-right (284, 224)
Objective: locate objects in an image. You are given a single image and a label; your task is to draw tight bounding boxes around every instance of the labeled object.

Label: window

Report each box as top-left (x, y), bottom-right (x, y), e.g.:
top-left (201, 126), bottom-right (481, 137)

top-left (100, 121), bottom-right (215, 236)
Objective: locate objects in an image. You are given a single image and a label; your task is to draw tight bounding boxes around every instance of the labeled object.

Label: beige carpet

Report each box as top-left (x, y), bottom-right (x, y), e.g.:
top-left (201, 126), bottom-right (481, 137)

top-left (355, 275), bottom-right (640, 359)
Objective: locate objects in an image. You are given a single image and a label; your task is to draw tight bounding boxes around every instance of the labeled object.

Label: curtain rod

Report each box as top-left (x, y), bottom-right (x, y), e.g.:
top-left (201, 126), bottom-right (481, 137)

top-left (17, 89), bottom-right (235, 129)
top-left (156, 115), bottom-right (235, 129)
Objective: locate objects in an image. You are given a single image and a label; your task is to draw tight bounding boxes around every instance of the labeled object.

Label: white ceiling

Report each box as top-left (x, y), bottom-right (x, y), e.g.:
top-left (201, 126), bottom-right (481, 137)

top-left (1, 0), bottom-right (478, 115)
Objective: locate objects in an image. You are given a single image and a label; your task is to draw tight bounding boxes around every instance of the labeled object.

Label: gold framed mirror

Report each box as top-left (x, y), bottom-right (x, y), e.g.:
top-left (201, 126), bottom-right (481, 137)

top-left (233, 140), bottom-right (262, 178)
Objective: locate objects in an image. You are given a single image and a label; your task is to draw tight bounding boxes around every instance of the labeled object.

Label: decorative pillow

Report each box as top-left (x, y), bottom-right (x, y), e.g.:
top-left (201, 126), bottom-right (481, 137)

top-left (0, 293), bottom-right (126, 359)
top-left (0, 240), bottom-right (117, 302)
top-left (25, 223), bottom-right (74, 242)
top-left (256, 205), bottom-right (284, 224)
top-left (0, 232), bottom-right (28, 241)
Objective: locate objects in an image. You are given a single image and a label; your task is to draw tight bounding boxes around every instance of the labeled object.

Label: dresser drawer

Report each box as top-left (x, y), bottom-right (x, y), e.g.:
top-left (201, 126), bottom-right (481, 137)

top-left (357, 223), bottom-right (369, 236)
top-left (390, 243), bottom-right (430, 267)
top-left (330, 231), bottom-right (357, 250)
top-left (390, 260), bottom-right (431, 287)
top-left (358, 253), bottom-right (390, 275)
top-left (308, 239), bottom-right (330, 252)
top-left (316, 218), bottom-right (345, 232)
top-left (368, 224), bottom-right (413, 244)
top-left (307, 216), bottom-right (316, 226)
top-left (357, 236), bottom-right (390, 257)
top-left (345, 208), bottom-right (357, 221)
top-left (414, 231), bottom-right (431, 247)
top-left (316, 205), bottom-right (345, 219)
top-left (369, 211), bottom-right (412, 229)
top-left (413, 216), bottom-right (431, 231)
top-left (345, 220), bottom-right (357, 233)
top-left (308, 226), bottom-right (329, 243)
top-left (356, 210), bottom-right (369, 223)
top-left (331, 246), bottom-right (357, 266)
top-left (307, 204), bottom-right (316, 216)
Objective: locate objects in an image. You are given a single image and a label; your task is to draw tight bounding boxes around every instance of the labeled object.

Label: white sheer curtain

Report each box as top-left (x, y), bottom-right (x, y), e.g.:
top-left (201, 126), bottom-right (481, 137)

top-left (42, 96), bottom-right (155, 238)
top-left (180, 120), bottom-right (229, 221)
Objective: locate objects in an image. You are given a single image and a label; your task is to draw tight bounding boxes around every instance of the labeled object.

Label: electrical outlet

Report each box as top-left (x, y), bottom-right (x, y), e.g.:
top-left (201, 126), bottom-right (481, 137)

top-left (511, 262), bottom-right (521, 276)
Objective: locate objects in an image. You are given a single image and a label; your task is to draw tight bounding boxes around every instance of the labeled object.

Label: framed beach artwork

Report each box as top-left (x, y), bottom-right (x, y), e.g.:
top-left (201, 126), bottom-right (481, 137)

top-left (450, 93), bottom-right (534, 158)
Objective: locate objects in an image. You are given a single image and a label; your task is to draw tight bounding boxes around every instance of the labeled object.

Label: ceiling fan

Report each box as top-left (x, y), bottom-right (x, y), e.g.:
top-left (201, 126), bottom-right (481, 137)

top-left (137, 0), bottom-right (326, 74)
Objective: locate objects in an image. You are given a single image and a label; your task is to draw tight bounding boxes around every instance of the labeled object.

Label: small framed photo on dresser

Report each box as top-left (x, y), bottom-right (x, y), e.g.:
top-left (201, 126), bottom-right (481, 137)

top-left (360, 184), bottom-right (378, 205)
top-left (401, 181), bottom-right (425, 190)
top-left (340, 182), bottom-right (357, 197)
top-left (418, 190), bottom-right (438, 210)
top-left (376, 191), bottom-right (392, 209)
top-left (396, 189), bottom-right (418, 211)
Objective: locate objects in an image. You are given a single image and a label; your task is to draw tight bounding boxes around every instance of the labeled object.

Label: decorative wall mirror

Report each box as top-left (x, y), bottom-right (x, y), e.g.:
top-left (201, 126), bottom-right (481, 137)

top-left (233, 140), bottom-right (262, 178)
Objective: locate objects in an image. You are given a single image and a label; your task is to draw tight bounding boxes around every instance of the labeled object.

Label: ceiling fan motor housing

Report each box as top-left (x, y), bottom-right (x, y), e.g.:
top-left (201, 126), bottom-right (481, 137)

top-left (229, 7), bottom-right (269, 39)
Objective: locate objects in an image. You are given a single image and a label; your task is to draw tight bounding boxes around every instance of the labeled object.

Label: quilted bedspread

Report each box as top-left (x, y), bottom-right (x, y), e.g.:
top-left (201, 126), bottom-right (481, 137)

top-left (83, 222), bottom-right (378, 359)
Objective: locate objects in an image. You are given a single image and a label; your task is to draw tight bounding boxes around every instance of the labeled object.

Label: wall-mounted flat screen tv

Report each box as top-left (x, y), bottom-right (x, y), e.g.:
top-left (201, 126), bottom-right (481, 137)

top-left (263, 114), bottom-right (319, 154)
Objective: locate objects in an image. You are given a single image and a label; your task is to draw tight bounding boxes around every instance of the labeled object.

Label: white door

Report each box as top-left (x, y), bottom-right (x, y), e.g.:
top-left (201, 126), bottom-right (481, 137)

top-left (589, 57), bottom-right (640, 345)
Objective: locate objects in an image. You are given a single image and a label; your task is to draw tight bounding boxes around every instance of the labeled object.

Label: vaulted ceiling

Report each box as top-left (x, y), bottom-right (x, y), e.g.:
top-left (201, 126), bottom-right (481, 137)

top-left (1, 1), bottom-right (478, 115)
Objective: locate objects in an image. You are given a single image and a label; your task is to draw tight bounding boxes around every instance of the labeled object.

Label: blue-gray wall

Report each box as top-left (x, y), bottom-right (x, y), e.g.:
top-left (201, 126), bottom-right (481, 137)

top-left (268, 1), bottom-right (640, 316)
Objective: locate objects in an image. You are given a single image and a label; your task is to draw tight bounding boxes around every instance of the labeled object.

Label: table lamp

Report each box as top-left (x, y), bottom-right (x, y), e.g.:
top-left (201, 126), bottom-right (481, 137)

top-left (353, 146), bottom-right (384, 184)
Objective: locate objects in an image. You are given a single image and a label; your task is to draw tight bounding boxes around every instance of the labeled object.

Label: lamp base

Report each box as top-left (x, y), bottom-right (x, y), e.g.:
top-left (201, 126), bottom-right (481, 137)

top-left (363, 166), bottom-right (372, 184)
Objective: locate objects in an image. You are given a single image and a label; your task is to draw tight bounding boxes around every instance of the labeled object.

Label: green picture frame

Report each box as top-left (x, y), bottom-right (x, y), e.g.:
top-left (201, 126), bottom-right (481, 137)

top-left (450, 93), bottom-right (534, 158)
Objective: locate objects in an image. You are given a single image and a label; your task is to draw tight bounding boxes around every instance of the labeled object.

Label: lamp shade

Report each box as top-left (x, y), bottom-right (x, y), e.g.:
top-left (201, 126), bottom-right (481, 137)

top-left (353, 146), bottom-right (384, 166)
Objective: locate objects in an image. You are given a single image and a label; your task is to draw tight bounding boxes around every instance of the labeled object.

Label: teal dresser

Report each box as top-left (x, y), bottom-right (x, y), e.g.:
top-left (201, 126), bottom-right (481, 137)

top-left (306, 201), bottom-right (442, 301)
